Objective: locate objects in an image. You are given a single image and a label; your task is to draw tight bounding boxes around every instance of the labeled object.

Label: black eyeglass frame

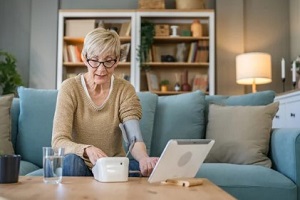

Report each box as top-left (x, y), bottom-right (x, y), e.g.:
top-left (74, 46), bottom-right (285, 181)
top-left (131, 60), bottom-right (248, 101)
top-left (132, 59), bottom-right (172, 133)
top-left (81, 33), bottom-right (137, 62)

top-left (86, 58), bottom-right (117, 69)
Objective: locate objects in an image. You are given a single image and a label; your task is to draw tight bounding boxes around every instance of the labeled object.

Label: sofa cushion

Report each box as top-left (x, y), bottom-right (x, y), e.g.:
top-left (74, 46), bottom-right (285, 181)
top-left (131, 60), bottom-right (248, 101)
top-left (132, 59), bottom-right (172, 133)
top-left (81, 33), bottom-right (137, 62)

top-left (19, 160), bottom-right (40, 176)
top-left (16, 87), bottom-right (58, 167)
top-left (197, 163), bottom-right (297, 200)
top-left (0, 94), bottom-right (15, 155)
top-left (205, 102), bottom-right (279, 168)
top-left (136, 92), bottom-right (158, 154)
top-left (151, 91), bottom-right (206, 157)
top-left (25, 169), bottom-right (43, 176)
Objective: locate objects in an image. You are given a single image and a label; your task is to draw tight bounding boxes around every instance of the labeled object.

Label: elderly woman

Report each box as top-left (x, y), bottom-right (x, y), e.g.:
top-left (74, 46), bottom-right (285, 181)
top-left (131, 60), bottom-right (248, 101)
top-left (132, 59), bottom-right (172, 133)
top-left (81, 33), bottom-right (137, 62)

top-left (52, 27), bottom-right (158, 177)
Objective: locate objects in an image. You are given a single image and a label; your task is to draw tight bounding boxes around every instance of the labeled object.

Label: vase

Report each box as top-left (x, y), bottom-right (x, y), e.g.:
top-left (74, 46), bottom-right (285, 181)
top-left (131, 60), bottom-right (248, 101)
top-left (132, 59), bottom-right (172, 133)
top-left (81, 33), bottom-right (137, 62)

top-left (190, 19), bottom-right (202, 37)
top-left (161, 85), bottom-right (168, 92)
top-left (181, 70), bottom-right (191, 91)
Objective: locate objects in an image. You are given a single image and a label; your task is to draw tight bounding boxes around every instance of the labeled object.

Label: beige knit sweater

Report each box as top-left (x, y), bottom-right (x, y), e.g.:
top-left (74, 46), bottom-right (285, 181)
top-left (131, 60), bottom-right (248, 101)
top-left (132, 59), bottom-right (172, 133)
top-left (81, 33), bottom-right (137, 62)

top-left (52, 74), bottom-right (142, 168)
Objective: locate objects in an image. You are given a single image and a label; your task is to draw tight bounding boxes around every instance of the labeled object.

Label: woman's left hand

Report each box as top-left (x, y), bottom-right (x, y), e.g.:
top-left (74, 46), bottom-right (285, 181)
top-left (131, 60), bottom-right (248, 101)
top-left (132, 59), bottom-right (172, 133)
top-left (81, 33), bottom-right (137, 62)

top-left (139, 157), bottom-right (159, 177)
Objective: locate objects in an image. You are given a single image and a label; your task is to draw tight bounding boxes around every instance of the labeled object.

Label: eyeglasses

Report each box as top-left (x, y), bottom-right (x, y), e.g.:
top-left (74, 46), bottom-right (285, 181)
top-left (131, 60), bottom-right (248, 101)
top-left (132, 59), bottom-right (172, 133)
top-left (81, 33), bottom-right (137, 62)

top-left (86, 59), bottom-right (117, 69)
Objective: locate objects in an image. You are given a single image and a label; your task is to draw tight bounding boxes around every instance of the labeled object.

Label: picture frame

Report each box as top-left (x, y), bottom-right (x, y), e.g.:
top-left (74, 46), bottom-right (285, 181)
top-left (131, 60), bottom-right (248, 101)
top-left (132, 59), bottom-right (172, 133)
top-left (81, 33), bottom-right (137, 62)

top-left (192, 74), bottom-right (208, 92)
top-left (146, 71), bottom-right (160, 91)
top-left (120, 43), bottom-right (131, 62)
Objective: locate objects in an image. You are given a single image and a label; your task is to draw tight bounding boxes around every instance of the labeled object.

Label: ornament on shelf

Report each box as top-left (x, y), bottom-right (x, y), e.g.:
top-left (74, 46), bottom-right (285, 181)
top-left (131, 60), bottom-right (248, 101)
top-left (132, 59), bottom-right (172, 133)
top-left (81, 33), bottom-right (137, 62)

top-left (181, 70), bottom-right (191, 91)
top-left (191, 19), bottom-right (202, 37)
top-left (176, 43), bottom-right (187, 62)
top-left (170, 25), bottom-right (179, 37)
top-left (174, 73), bottom-right (181, 91)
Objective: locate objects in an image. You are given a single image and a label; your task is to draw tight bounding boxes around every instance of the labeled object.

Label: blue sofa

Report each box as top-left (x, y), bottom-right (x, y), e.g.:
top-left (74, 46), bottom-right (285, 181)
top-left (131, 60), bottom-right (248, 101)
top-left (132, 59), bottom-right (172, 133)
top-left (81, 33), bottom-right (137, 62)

top-left (10, 87), bottom-right (300, 200)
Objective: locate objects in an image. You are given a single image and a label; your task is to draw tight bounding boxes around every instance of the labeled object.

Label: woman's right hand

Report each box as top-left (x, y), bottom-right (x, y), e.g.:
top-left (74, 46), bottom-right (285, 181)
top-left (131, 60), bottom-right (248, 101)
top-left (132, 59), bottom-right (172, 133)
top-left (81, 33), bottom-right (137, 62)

top-left (84, 146), bottom-right (108, 165)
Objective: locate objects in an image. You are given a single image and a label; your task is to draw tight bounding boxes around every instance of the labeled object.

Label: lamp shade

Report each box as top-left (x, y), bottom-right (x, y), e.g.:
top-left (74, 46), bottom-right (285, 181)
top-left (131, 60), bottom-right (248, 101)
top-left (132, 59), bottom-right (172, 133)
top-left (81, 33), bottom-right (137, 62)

top-left (236, 52), bottom-right (272, 85)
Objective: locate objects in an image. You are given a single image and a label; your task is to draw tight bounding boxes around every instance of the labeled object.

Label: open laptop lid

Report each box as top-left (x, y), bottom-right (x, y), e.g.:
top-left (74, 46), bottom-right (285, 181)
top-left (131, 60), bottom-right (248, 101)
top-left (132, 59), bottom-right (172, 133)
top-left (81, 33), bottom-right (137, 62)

top-left (148, 139), bottom-right (215, 183)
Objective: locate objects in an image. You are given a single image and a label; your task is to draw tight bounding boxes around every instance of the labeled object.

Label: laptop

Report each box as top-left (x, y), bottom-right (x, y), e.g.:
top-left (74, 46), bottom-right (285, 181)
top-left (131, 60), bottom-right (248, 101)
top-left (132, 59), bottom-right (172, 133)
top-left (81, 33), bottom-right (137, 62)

top-left (148, 139), bottom-right (215, 183)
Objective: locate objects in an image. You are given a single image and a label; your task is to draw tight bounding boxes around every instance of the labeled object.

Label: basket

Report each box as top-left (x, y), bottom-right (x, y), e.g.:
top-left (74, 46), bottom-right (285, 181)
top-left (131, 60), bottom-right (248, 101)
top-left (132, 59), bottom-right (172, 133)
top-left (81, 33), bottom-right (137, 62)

top-left (139, 0), bottom-right (165, 9)
top-left (175, 0), bottom-right (205, 9)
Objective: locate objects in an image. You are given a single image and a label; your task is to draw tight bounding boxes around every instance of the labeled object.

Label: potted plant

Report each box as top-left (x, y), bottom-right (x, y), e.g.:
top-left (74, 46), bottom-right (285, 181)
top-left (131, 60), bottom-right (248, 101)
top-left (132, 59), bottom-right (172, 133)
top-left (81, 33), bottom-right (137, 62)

top-left (0, 51), bottom-right (23, 95)
top-left (160, 79), bottom-right (169, 92)
top-left (138, 21), bottom-right (155, 71)
top-left (0, 151), bottom-right (21, 184)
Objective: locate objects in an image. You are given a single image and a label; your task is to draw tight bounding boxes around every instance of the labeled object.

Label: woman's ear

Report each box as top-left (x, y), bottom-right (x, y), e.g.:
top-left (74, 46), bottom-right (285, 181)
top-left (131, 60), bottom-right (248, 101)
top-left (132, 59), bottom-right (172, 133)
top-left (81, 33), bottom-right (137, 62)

top-left (81, 53), bottom-right (86, 62)
top-left (81, 54), bottom-right (88, 66)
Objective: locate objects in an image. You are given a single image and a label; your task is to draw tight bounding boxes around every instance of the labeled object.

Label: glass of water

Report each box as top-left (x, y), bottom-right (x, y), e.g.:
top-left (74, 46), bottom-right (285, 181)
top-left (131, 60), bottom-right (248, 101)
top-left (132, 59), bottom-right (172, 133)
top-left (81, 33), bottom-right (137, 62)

top-left (43, 147), bottom-right (64, 184)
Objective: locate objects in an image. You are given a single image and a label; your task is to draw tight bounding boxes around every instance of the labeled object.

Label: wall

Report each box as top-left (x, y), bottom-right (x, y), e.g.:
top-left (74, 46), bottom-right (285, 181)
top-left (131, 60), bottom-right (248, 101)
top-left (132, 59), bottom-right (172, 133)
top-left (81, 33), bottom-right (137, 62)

top-left (29, 0), bottom-right (58, 89)
top-left (244, 0), bottom-right (290, 93)
top-left (290, 0), bottom-right (300, 60)
top-left (216, 0), bottom-right (244, 95)
top-left (0, 0), bottom-right (31, 87)
top-left (216, 0), bottom-right (290, 95)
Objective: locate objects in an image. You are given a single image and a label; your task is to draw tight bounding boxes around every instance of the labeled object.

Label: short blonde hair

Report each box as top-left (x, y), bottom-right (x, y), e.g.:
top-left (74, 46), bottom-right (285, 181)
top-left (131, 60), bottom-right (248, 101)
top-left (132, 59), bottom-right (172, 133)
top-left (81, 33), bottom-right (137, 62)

top-left (82, 27), bottom-right (121, 59)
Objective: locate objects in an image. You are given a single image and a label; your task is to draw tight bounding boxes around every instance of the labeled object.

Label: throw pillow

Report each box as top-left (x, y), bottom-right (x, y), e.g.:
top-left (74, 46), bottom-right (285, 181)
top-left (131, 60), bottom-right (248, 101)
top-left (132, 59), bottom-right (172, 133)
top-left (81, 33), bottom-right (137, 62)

top-left (17, 87), bottom-right (58, 167)
top-left (151, 91), bottom-right (206, 157)
top-left (205, 102), bottom-right (279, 168)
top-left (0, 94), bottom-right (15, 155)
top-left (136, 92), bottom-right (158, 155)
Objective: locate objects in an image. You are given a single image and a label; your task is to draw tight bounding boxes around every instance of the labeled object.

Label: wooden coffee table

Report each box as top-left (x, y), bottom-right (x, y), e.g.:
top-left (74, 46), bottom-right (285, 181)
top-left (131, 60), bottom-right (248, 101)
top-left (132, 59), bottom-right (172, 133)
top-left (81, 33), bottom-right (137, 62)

top-left (0, 176), bottom-right (236, 200)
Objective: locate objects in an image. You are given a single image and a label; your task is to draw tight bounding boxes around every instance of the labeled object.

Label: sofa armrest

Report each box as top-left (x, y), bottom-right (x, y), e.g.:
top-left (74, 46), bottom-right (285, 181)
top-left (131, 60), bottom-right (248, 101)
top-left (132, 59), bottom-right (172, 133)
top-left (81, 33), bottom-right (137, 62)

top-left (270, 128), bottom-right (300, 185)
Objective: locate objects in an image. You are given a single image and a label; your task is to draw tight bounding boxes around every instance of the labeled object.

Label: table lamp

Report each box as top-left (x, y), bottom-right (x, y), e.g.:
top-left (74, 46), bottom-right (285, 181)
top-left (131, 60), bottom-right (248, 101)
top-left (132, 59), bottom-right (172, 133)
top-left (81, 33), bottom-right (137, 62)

top-left (236, 52), bottom-right (272, 93)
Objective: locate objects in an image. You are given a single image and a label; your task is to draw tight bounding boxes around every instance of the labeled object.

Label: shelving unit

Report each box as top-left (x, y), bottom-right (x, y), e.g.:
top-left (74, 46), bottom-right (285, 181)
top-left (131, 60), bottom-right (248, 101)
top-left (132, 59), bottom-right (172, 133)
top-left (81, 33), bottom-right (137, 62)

top-left (135, 10), bottom-right (215, 95)
top-left (57, 10), bottom-right (136, 89)
top-left (57, 10), bottom-right (215, 95)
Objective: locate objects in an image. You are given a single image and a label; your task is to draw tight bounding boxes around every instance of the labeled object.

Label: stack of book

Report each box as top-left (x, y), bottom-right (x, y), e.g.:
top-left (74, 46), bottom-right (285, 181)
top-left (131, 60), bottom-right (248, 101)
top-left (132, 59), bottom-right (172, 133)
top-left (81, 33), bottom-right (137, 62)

top-left (187, 40), bottom-right (209, 63)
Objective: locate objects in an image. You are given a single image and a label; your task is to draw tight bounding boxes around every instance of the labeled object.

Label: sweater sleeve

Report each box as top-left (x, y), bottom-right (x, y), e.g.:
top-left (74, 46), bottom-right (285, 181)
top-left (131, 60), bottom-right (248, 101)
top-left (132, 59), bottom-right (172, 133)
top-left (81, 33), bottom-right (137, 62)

top-left (119, 83), bottom-right (142, 123)
top-left (51, 80), bottom-right (90, 157)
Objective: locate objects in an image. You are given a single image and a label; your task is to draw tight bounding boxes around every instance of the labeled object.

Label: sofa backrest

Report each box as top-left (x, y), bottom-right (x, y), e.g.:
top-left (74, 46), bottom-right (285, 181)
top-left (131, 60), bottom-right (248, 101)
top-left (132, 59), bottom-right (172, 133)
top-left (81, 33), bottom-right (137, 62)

top-left (204, 90), bottom-right (276, 125)
top-left (10, 87), bottom-right (276, 167)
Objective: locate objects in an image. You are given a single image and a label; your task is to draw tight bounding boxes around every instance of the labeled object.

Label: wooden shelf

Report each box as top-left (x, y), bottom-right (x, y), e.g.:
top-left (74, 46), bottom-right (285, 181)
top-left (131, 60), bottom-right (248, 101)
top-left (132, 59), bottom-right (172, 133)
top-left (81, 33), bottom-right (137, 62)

top-left (63, 62), bottom-right (131, 67)
top-left (154, 36), bottom-right (209, 42)
top-left (64, 36), bottom-right (131, 43)
top-left (144, 62), bottom-right (209, 67)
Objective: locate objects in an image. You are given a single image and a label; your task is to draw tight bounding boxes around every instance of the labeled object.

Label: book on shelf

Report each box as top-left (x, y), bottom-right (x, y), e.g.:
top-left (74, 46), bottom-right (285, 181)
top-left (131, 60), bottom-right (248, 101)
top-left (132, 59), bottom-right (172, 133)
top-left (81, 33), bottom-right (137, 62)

top-left (120, 43), bottom-right (131, 62)
top-left (65, 19), bottom-right (96, 37)
top-left (187, 42), bottom-right (198, 63)
top-left (67, 45), bottom-right (82, 63)
top-left (192, 74), bottom-right (208, 92)
top-left (119, 21), bottom-right (131, 37)
top-left (63, 44), bottom-right (69, 62)
top-left (195, 40), bottom-right (209, 63)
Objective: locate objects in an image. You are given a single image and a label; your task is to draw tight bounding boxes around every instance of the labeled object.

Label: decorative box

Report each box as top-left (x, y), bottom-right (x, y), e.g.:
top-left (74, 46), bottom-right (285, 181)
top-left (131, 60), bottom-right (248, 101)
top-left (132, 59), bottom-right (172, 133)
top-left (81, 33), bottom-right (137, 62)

top-left (155, 24), bottom-right (170, 36)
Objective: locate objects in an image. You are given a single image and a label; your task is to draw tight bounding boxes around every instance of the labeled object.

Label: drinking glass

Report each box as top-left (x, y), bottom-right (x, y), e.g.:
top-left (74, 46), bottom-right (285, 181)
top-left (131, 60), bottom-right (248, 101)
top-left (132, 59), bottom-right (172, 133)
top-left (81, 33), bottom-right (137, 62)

top-left (43, 147), bottom-right (64, 184)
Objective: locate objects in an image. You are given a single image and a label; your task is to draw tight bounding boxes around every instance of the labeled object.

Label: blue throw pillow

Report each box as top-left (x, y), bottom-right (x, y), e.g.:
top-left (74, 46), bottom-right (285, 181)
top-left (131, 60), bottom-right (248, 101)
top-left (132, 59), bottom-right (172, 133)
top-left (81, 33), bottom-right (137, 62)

top-left (136, 92), bottom-right (158, 155)
top-left (16, 87), bottom-right (58, 167)
top-left (150, 91), bottom-right (206, 157)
